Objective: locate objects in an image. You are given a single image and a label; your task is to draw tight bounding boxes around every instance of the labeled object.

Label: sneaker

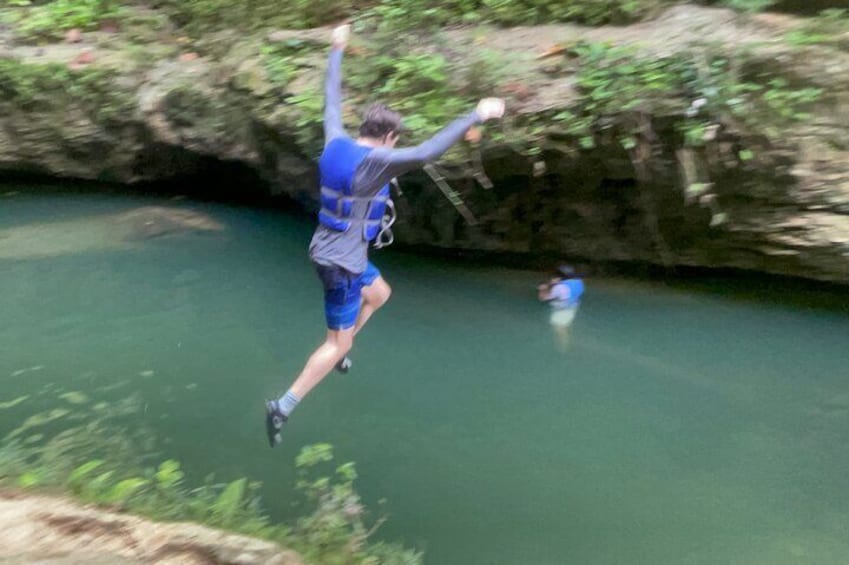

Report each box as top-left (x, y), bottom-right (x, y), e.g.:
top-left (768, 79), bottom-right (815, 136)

top-left (335, 355), bottom-right (352, 374)
top-left (265, 400), bottom-right (288, 447)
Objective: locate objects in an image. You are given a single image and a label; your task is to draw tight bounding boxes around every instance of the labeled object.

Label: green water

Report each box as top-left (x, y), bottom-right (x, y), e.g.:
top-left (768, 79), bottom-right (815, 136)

top-left (2, 186), bottom-right (849, 565)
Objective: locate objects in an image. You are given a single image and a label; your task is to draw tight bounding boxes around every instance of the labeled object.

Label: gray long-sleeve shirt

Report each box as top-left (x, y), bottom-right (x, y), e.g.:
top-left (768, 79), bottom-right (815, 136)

top-left (309, 48), bottom-right (481, 274)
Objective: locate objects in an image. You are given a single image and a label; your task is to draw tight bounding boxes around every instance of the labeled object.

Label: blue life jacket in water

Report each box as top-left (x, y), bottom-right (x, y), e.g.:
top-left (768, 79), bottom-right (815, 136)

top-left (551, 278), bottom-right (584, 309)
top-left (317, 137), bottom-right (393, 245)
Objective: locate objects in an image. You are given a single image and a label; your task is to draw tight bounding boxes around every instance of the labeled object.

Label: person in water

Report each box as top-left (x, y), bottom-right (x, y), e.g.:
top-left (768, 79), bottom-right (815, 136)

top-left (265, 24), bottom-right (506, 446)
top-left (538, 265), bottom-right (584, 345)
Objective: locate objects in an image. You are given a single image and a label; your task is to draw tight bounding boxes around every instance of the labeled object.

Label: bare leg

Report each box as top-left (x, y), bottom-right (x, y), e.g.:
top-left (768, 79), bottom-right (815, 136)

top-left (553, 325), bottom-right (572, 352)
top-left (289, 327), bottom-right (354, 398)
top-left (267, 328), bottom-right (353, 446)
top-left (352, 276), bottom-right (392, 336)
top-left (549, 306), bottom-right (577, 352)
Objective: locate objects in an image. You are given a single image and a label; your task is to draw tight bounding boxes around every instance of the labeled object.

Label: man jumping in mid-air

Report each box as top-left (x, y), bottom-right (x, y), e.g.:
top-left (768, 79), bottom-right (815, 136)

top-left (266, 24), bottom-right (506, 446)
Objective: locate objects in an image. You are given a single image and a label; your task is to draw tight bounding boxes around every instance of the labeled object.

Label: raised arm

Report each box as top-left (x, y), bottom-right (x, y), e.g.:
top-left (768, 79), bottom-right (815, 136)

top-left (384, 111), bottom-right (479, 169)
top-left (323, 25), bottom-right (350, 144)
top-left (364, 98), bottom-right (505, 189)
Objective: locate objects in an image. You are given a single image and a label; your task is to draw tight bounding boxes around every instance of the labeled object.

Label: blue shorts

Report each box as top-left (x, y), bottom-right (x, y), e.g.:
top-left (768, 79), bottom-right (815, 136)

top-left (315, 262), bottom-right (381, 330)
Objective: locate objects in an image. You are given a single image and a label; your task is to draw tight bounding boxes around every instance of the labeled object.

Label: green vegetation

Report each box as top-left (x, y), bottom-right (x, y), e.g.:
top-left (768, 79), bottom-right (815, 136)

top-left (146, 0), bottom-right (665, 32)
top-left (783, 9), bottom-right (849, 51)
top-left (2, 0), bottom-right (779, 42)
top-left (292, 444), bottom-right (422, 565)
top-left (0, 0), bottom-right (838, 231)
top-left (350, 51), bottom-right (470, 134)
top-left (3, 0), bottom-right (121, 40)
top-left (0, 59), bottom-right (136, 122)
top-left (1, 0), bottom-right (830, 216)
top-left (522, 40), bottom-right (822, 227)
top-left (1, 0), bottom-right (839, 43)
top-left (288, 87), bottom-right (326, 156)
top-left (261, 40), bottom-right (314, 88)
top-left (272, 32), bottom-right (508, 156)
top-left (0, 0), bottom-right (842, 554)
top-left (359, 0), bottom-right (660, 29)
top-left (720, 0), bottom-right (776, 14)
top-left (0, 392), bottom-right (421, 564)
top-left (491, 35), bottom-right (824, 200)
top-left (540, 41), bottom-right (821, 147)
top-left (145, 0), bottom-right (354, 35)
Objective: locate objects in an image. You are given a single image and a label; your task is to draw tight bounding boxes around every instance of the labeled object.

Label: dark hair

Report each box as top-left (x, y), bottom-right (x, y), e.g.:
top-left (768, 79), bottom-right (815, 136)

top-left (359, 103), bottom-right (403, 138)
top-left (557, 265), bottom-right (576, 278)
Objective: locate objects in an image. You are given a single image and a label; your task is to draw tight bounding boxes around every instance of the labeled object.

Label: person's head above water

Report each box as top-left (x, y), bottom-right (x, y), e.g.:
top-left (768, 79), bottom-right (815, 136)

top-left (557, 265), bottom-right (576, 279)
top-left (357, 103), bottom-right (403, 148)
top-left (539, 264), bottom-right (584, 305)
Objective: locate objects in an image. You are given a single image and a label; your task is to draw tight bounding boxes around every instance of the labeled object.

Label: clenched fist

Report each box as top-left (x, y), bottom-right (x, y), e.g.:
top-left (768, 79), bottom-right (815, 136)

top-left (331, 24), bottom-right (350, 50)
top-left (476, 98), bottom-right (506, 121)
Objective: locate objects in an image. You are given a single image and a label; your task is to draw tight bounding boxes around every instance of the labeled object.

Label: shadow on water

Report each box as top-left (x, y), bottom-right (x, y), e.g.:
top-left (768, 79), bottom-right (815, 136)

top-left (2, 163), bottom-right (308, 210)
top-left (6, 177), bottom-right (847, 315)
top-left (396, 243), bottom-right (849, 315)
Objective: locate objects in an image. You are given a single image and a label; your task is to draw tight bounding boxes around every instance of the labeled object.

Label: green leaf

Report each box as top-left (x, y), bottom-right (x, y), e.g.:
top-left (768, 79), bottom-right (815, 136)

top-left (104, 478), bottom-right (148, 504)
top-left (296, 443), bottom-right (334, 468)
top-left (579, 136), bottom-right (595, 149)
top-left (213, 478), bottom-right (247, 522)
top-left (336, 462), bottom-right (357, 482)
top-left (17, 471), bottom-right (40, 488)
top-left (686, 183), bottom-right (710, 198)
top-left (68, 459), bottom-right (105, 487)
top-left (84, 470), bottom-right (116, 499)
top-left (155, 459), bottom-right (184, 489)
top-left (710, 212), bottom-right (728, 227)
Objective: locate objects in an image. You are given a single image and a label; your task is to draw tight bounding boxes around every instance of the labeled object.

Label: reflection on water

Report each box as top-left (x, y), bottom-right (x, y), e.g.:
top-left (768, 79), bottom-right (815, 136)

top-left (1, 186), bottom-right (849, 565)
top-left (0, 205), bottom-right (225, 260)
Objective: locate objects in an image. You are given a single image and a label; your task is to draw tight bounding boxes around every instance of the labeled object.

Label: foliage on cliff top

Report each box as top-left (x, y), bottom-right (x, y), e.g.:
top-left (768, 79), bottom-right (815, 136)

top-left (1, 0), bottom-right (801, 41)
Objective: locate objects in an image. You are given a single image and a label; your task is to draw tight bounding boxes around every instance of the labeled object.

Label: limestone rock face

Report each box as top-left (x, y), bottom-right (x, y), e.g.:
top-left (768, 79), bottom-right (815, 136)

top-left (1, 6), bottom-right (847, 283)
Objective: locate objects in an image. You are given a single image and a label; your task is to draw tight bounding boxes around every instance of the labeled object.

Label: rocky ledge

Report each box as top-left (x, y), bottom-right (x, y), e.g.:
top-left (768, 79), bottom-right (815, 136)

top-left (1, 5), bottom-right (847, 283)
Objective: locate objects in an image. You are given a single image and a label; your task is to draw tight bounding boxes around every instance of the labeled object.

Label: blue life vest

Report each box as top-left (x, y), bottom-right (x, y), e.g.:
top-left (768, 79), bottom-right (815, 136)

top-left (551, 278), bottom-right (584, 309)
top-left (317, 137), bottom-right (392, 244)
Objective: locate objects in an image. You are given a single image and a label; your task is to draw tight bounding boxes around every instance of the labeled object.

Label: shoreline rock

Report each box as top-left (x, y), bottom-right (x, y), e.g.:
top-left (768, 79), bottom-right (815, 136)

top-left (0, 490), bottom-right (303, 564)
